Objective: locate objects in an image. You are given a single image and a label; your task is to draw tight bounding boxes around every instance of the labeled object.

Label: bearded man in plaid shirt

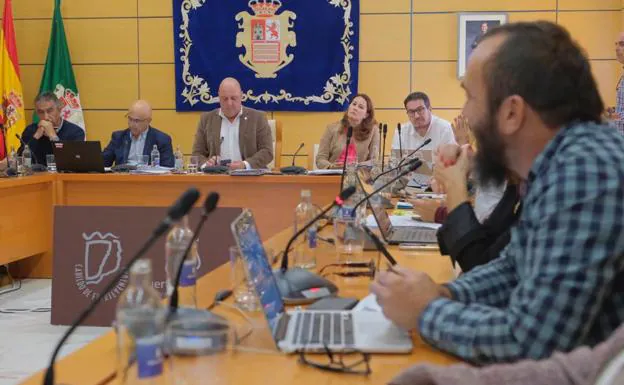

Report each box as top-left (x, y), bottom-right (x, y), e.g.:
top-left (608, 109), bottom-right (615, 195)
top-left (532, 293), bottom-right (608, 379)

top-left (371, 21), bottom-right (624, 365)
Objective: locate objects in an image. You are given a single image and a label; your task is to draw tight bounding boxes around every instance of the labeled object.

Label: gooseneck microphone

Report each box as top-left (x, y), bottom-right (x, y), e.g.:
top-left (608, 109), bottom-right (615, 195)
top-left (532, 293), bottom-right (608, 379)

top-left (381, 124), bottom-right (388, 171)
top-left (43, 188), bottom-right (200, 385)
top-left (169, 192), bottom-right (220, 312)
top-left (338, 126), bottom-right (353, 193)
top-left (371, 156), bottom-right (420, 184)
top-left (378, 123), bottom-right (383, 160)
top-left (275, 186), bottom-right (356, 303)
top-left (397, 123), bottom-right (403, 159)
top-left (352, 159), bottom-right (423, 212)
top-left (362, 226), bottom-right (397, 266)
top-left (397, 138), bottom-right (432, 168)
top-left (280, 142), bottom-right (307, 175)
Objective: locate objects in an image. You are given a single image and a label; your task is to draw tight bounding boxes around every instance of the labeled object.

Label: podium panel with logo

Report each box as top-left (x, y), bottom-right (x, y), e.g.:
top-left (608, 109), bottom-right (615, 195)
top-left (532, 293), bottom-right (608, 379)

top-left (51, 206), bottom-right (242, 326)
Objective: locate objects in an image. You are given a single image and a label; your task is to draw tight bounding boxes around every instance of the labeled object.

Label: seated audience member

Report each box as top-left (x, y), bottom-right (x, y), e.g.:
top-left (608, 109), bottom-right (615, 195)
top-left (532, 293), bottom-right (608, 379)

top-left (411, 143), bottom-right (522, 273)
top-left (101, 100), bottom-right (174, 167)
top-left (191, 77), bottom-right (273, 170)
top-left (18, 92), bottom-right (84, 165)
top-left (392, 92), bottom-right (455, 155)
top-left (371, 21), bottom-right (624, 364)
top-left (316, 93), bottom-right (379, 169)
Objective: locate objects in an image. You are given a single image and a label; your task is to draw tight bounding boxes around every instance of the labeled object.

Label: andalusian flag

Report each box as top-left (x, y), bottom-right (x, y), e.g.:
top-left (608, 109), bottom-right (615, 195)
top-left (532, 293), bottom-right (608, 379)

top-left (36, 0), bottom-right (84, 130)
top-left (0, 0), bottom-right (25, 159)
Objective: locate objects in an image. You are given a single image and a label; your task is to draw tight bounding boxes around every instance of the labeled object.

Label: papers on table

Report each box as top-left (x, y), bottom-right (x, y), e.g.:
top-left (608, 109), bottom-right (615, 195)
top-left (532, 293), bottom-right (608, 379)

top-left (352, 293), bottom-right (382, 313)
top-left (129, 166), bottom-right (173, 175)
top-left (366, 214), bottom-right (442, 230)
top-left (307, 169), bottom-right (343, 175)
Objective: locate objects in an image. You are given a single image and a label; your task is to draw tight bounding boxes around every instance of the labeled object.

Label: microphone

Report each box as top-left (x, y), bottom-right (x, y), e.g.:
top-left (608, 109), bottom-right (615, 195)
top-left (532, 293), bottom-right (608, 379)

top-left (15, 133), bottom-right (46, 172)
top-left (362, 225), bottom-right (397, 266)
top-left (169, 192), bottom-right (220, 313)
top-left (378, 123), bottom-right (383, 160)
top-left (397, 123), bottom-right (403, 159)
top-left (381, 124), bottom-right (388, 171)
top-left (42, 188), bottom-right (200, 385)
top-left (280, 142), bottom-right (306, 175)
top-left (338, 126), bottom-right (354, 192)
top-left (397, 138), bottom-right (432, 168)
top-left (371, 156), bottom-right (420, 184)
top-left (275, 186), bottom-right (357, 303)
top-left (352, 159), bottom-right (422, 213)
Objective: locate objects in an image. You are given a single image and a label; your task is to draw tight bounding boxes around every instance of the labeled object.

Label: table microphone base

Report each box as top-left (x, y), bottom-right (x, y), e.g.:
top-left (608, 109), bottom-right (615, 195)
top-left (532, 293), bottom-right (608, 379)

top-left (166, 307), bottom-right (230, 355)
top-left (280, 166), bottom-right (307, 175)
top-left (273, 268), bottom-right (338, 305)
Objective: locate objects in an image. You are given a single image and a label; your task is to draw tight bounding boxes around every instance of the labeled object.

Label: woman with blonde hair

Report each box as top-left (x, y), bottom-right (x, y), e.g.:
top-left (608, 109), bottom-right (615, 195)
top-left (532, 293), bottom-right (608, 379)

top-left (315, 93), bottom-right (379, 169)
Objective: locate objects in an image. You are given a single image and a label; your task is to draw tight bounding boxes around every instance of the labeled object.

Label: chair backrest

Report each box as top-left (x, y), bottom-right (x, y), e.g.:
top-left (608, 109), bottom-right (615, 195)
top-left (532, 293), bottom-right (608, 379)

top-left (308, 143), bottom-right (320, 170)
top-left (267, 119), bottom-right (282, 169)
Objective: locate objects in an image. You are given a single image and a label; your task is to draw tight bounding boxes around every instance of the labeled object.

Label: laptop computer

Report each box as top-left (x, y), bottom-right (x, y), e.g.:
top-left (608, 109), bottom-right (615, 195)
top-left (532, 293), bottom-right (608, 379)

top-left (53, 141), bottom-right (105, 173)
top-left (368, 196), bottom-right (438, 245)
top-left (231, 209), bottom-right (413, 353)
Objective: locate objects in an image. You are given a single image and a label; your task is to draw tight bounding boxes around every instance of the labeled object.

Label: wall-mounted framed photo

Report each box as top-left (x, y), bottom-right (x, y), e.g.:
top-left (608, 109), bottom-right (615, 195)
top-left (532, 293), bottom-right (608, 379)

top-left (458, 13), bottom-right (508, 79)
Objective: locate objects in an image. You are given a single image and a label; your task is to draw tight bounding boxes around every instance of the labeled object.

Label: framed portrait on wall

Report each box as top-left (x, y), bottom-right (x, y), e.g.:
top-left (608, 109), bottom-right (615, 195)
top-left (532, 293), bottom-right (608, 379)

top-left (458, 13), bottom-right (508, 78)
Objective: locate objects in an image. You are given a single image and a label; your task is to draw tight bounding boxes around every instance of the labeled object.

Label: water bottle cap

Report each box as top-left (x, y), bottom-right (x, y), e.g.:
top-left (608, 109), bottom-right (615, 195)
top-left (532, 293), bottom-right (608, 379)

top-left (301, 189), bottom-right (311, 198)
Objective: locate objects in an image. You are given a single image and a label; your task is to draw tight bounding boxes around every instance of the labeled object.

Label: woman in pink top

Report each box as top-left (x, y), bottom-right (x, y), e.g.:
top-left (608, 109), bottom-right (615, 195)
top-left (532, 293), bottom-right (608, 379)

top-left (315, 93), bottom-right (379, 169)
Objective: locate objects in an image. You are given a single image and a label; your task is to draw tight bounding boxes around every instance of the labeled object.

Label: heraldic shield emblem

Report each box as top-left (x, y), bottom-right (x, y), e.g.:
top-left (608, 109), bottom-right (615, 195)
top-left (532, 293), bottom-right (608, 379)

top-left (82, 232), bottom-right (123, 286)
top-left (236, 0), bottom-right (297, 79)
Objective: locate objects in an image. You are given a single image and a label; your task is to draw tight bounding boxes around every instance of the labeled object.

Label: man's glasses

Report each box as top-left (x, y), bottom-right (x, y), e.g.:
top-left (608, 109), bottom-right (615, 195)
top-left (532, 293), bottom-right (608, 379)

top-left (616, 41), bottom-right (624, 48)
top-left (298, 343), bottom-right (372, 375)
top-left (126, 115), bottom-right (148, 124)
top-left (406, 106), bottom-right (428, 117)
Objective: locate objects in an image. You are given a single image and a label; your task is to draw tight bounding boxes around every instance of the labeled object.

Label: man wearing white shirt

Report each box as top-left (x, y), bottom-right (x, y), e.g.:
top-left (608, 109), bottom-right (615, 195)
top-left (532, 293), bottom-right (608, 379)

top-left (191, 77), bottom-right (273, 170)
top-left (392, 92), bottom-right (456, 155)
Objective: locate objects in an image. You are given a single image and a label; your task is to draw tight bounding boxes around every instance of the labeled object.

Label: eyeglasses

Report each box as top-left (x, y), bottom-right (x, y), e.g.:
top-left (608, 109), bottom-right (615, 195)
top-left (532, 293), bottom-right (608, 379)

top-left (126, 115), bottom-right (149, 124)
top-left (298, 343), bottom-right (372, 375)
top-left (616, 41), bottom-right (624, 48)
top-left (319, 261), bottom-right (376, 280)
top-left (406, 106), bottom-right (428, 116)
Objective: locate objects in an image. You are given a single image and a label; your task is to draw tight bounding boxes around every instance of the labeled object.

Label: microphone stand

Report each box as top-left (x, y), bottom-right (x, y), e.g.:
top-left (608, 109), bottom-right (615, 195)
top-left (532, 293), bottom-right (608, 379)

top-left (397, 138), bottom-right (432, 169)
top-left (43, 188), bottom-right (200, 385)
top-left (397, 123), bottom-right (403, 159)
top-left (378, 123), bottom-right (383, 160)
top-left (275, 186), bottom-right (356, 304)
top-left (381, 124), bottom-right (388, 171)
top-left (280, 142), bottom-right (306, 175)
top-left (362, 225), bottom-right (397, 266)
top-left (352, 160), bottom-right (422, 213)
top-left (338, 126), bottom-right (353, 193)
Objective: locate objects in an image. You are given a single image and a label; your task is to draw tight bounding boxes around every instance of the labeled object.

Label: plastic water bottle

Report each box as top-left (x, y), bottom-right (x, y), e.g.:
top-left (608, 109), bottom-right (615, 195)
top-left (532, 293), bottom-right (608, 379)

top-left (293, 190), bottom-right (318, 269)
top-left (165, 216), bottom-right (198, 308)
top-left (20, 145), bottom-right (32, 175)
top-left (174, 146), bottom-right (184, 171)
top-left (115, 259), bottom-right (166, 385)
top-left (8, 146), bottom-right (17, 170)
top-left (150, 145), bottom-right (160, 167)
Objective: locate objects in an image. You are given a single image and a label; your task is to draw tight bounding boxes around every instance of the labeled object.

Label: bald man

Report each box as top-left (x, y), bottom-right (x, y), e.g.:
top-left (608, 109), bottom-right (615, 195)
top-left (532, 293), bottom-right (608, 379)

top-left (102, 100), bottom-right (174, 167)
top-left (192, 77), bottom-right (273, 170)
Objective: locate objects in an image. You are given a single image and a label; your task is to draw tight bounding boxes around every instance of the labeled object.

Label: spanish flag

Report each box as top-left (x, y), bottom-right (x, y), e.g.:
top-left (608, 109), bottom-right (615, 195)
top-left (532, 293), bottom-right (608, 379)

top-left (0, 0), bottom-right (25, 159)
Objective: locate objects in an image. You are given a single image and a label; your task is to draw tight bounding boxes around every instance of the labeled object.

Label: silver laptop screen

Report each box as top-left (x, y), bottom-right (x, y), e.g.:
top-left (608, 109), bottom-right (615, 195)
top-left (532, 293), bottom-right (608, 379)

top-left (231, 210), bottom-right (285, 336)
top-left (369, 196), bottom-right (393, 237)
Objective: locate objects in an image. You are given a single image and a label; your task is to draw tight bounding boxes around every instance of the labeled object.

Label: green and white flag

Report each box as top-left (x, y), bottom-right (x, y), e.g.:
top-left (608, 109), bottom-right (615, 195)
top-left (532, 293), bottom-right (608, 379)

top-left (35, 0), bottom-right (84, 130)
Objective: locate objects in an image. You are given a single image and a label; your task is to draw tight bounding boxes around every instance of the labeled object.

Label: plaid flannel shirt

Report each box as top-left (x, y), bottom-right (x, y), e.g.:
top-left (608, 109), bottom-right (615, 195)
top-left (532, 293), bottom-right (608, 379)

top-left (419, 121), bottom-right (624, 364)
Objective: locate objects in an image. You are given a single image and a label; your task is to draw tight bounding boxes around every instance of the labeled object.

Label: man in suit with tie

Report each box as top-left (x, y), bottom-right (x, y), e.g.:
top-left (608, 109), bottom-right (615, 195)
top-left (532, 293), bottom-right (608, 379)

top-left (191, 77), bottom-right (273, 170)
top-left (102, 100), bottom-right (174, 167)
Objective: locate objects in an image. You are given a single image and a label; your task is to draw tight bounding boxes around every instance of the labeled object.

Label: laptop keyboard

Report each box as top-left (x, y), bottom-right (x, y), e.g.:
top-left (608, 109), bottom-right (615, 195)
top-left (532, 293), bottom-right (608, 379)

top-left (392, 227), bottom-right (437, 243)
top-left (293, 312), bottom-right (354, 347)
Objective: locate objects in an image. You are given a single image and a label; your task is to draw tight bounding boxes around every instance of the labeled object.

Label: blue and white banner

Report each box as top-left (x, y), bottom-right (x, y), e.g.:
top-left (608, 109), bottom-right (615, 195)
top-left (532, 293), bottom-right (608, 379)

top-left (173, 0), bottom-right (360, 112)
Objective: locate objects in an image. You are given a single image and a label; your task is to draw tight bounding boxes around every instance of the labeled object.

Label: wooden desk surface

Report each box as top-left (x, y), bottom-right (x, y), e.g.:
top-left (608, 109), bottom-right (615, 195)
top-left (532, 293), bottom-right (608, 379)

top-left (0, 175), bottom-right (54, 268)
top-left (20, 227), bottom-right (458, 385)
top-left (6, 173), bottom-right (340, 277)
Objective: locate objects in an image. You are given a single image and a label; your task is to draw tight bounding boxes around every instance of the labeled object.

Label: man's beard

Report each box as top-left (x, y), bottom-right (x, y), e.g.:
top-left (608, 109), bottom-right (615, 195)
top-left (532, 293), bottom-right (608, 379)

top-left (472, 114), bottom-right (508, 188)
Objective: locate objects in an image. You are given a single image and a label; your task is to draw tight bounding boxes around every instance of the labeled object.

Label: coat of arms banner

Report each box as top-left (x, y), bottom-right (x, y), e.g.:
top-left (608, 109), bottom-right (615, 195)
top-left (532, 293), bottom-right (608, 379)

top-left (173, 0), bottom-right (360, 112)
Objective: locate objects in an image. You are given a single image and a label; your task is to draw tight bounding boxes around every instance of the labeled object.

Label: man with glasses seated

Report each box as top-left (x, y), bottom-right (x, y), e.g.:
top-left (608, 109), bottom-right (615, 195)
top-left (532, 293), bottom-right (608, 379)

top-left (392, 92), bottom-right (456, 155)
top-left (102, 100), bottom-right (174, 167)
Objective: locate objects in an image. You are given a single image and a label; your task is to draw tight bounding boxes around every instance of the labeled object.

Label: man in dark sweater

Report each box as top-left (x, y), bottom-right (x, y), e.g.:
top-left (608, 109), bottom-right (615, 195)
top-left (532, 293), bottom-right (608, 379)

top-left (18, 92), bottom-right (84, 165)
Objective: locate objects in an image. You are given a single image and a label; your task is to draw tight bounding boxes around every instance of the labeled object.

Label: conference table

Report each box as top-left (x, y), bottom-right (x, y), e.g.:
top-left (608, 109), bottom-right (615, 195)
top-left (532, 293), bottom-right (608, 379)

top-left (1, 172), bottom-right (459, 384)
top-left (1, 173), bottom-right (340, 277)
